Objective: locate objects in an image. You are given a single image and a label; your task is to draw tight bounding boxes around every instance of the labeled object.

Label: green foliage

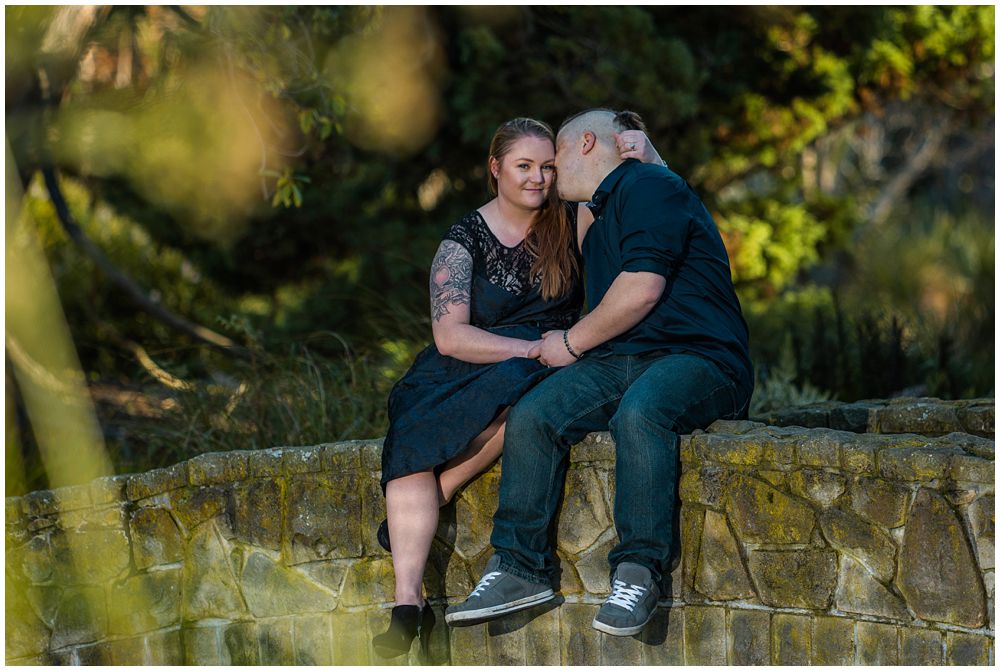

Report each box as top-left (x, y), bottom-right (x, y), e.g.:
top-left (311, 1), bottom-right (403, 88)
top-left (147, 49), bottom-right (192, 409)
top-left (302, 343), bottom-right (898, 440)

top-left (749, 334), bottom-right (832, 416)
top-left (747, 202), bottom-right (995, 403)
top-left (98, 341), bottom-right (403, 479)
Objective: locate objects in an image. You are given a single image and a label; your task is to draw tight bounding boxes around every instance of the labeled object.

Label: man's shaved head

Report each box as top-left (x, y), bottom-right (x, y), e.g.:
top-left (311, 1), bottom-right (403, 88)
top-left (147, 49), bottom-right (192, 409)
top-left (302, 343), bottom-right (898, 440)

top-left (557, 109), bottom-right (618, 147)
top-left (558, 108), bottom-right (647, 143)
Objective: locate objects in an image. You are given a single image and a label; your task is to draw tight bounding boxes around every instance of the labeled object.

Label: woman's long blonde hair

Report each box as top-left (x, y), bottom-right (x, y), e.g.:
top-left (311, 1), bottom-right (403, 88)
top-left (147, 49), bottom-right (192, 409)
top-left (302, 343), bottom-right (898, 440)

top-left (486, 118), bottom-right (578, 300)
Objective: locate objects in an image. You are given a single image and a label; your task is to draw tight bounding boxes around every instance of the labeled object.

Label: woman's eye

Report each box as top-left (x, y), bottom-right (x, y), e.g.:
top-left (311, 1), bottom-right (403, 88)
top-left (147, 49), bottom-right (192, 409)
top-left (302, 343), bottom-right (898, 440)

top-left (542, 165), bottom-right (555, 172)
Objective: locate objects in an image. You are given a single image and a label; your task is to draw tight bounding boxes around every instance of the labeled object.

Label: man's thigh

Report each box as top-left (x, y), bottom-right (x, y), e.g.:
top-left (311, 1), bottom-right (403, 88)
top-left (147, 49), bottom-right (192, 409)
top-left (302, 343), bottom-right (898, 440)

top-left (618, 353), bottom-right (738, 433)
top-left (510, 355), bottom-right (627, 438)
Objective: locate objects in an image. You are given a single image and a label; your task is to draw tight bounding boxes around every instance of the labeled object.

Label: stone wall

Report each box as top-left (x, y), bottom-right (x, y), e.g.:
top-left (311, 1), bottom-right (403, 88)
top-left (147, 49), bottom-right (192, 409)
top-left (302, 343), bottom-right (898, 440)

top-left (758, 397), bottom-right (995, 438)
top-left (5, 398), bottom-right (995, 665)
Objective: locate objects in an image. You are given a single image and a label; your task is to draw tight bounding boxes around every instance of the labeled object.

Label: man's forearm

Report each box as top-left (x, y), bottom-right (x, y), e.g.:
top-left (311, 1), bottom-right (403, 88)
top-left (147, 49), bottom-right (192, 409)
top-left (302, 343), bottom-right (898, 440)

top-left (566, 272), bottom-right (666, 354)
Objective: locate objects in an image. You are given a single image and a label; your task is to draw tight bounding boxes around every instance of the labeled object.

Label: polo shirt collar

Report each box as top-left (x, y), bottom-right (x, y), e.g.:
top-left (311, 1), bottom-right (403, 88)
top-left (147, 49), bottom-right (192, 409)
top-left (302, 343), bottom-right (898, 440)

top-left (586, 159), bottom-right (638, 216)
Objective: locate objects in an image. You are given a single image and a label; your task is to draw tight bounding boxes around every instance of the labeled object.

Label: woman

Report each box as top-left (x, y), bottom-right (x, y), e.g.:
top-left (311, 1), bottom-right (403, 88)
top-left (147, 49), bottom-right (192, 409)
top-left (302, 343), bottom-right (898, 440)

top-left (373, 116), bottom-right (661, 659)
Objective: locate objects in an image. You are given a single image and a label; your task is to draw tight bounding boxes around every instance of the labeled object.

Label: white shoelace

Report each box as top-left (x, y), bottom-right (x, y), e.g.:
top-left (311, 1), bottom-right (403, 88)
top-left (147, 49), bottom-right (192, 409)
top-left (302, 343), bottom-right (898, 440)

top-left (470, 571), bottom-right (502, 597)
top-left (606, 579), bottom-right (647, 612)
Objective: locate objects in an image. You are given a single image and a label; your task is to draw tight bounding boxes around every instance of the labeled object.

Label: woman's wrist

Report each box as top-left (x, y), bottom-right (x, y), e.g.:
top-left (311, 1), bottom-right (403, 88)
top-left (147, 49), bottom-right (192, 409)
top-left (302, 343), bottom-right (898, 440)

top-left (519, 339), bottom-right (536, 358)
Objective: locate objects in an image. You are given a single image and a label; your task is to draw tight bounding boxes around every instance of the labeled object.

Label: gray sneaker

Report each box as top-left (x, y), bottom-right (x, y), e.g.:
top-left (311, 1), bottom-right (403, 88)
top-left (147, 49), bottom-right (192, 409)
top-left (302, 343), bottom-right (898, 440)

top-left (445, 555), bottom-right (554, 625)
top-left (591, 562), bottom-right (660, 636)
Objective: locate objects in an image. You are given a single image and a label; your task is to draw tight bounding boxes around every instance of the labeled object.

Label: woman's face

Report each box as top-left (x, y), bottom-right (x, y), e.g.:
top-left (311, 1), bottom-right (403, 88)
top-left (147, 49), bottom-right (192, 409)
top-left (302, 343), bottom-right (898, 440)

top-left (491, 135), bottom-right (556, 211)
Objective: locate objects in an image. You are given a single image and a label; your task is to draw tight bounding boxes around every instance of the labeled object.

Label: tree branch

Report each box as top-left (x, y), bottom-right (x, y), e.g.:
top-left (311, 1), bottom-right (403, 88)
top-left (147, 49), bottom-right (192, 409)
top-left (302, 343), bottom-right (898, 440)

top-left (856, 111), bottom-right (957, 241)
top-left (39, 166), bottom-right (250, 359)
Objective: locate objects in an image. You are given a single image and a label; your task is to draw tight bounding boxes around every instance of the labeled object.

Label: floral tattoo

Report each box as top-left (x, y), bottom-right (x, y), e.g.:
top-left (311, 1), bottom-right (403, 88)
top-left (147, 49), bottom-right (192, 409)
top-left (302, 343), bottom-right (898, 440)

top-left (430, 240), bottom-right (472, 321)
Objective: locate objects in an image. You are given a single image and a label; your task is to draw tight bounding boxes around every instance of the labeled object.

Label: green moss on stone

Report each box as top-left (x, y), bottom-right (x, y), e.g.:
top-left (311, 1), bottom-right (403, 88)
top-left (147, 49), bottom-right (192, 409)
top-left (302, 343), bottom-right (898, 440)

top-left (811, 616), bottom-right (854, 665)
top-left (771, 613), bottom-right (810, 665)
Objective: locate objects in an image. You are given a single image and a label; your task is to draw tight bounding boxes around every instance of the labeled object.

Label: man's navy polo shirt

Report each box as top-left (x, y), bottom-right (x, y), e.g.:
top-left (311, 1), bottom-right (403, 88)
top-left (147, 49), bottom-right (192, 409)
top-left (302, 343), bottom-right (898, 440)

top-left (582, 159), bottom-right (753, 396)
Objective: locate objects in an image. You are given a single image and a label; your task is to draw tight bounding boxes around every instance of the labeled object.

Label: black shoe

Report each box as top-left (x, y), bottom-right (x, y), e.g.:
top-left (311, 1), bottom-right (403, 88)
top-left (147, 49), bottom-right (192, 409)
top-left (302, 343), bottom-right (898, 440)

top-left (377, 518), bottom-right (391, 553)
top-left (372, 603), bottom-right (435, 660)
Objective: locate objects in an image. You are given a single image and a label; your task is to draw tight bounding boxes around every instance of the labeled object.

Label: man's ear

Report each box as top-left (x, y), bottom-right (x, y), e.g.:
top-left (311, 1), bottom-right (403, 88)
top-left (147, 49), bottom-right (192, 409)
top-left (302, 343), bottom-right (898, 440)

top-left (581, 131), bottom-right (597, 155)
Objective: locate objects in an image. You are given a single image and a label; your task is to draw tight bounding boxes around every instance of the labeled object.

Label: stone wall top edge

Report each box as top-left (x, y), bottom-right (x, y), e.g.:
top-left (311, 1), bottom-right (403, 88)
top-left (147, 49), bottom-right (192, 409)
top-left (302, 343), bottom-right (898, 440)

top-left (9, 400), bottom-right (994, 506)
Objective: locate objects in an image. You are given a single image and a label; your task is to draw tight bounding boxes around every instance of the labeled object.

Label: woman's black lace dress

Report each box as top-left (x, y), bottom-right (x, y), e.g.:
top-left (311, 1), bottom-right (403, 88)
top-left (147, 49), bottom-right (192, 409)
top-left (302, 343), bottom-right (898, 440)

top-left (380, 207), bottom-right (583, 489)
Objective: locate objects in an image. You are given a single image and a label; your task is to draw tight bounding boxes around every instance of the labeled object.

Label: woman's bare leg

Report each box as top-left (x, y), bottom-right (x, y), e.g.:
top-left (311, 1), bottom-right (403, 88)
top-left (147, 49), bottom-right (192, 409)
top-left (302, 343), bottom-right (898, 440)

top-left (437, 409), bottom-right (508, 504)
top-left (385, 470), bottom-right (439, 606)
top-left (385, 409), bottom-right (508, 605)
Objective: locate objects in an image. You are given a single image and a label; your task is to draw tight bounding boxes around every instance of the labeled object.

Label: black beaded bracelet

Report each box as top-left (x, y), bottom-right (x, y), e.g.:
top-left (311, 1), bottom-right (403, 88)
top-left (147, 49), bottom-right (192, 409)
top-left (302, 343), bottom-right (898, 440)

top-left (563, 329), bottom-right (582, 360)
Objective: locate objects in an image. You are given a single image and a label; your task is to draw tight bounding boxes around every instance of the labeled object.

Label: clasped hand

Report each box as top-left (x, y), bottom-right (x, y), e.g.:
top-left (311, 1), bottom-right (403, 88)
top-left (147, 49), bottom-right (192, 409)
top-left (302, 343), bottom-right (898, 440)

top-left (525, 330), bottom-right (577, 368)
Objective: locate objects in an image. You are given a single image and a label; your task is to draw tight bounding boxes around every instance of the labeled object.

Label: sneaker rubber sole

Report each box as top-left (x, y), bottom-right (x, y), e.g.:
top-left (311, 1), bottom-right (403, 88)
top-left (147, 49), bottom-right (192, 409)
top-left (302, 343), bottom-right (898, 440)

top-left (445, 589), bottom-right (555, 625)
top-left (590, 607), bottom-right (657, 637)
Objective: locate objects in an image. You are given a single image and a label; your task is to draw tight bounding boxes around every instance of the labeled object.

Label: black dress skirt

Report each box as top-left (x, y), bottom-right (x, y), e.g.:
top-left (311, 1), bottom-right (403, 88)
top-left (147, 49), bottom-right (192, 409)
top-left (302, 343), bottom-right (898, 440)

top-left (380, 208), bottom-right (583, 490)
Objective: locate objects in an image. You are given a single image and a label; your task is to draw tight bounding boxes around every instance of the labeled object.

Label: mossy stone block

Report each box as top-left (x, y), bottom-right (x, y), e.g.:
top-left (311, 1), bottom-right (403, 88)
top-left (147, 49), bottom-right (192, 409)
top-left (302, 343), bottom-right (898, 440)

top-left (50, 586), bottom-right (107, 649)
top-left (241, 551), bottom-right (338, 617)
top-left (641, 605), bottom-right (684, 665)
top-left (556, 467), bottom-right (612, 557)
top-left (108, 568), bottom-right (182, 635)
top-left (796, 429), bottom-right (844, 467)
top-left (146, 629), bottom-right (184, 665)
top-left (728, 608), bottom-right (769, 665)
top-left (181, 523), bottom-right (245, 620)
top-left (222, 622), bottom-right (260, 666)
top-left (281, 445), bottom-right (323, 474)
top-left (834, 555), bottom-right (908, 621)
top-left (877, 445), bottom-right (959, 482)
top-left (898, 488), bottom-right (987, 628)
top-left (570, 432), bottom-right (615, 462)
top-left (725, 475), bottom-right (816, 544)
top-left (5, 581), bottom-right (50, 659)
top-left (848, 476), bottom-right (910, 529)
top-left (679, 466), bottom-right (732, 508)
top-left (876, 400), bottom-right (961, 435)
top-left (771, 613), bottom-right (810, 665)
top-left (560, 603), bottom-right (602, 665)
top-left (330, 609), bottom-right (370, 665)
top-left (229, 479), bottom-right (283, 551)
top-left (811, 615), bottom-right (854, 665)
top-left (900, 627), bottom-right (942, 665)
top-left (257, 618), bottom-right (295, 665)
top-left (126, 464), bottom-right (187, 501)
top-left (129, 506), bottom-right (184, 569)
top-left (286, 474), bottom-right (363, 563)
top-left (789, 469), bottom-right (846, 507)
top-left (819, 507), bottom-right (897, 582)
top-left (293, 613), bottom-right (334, 665)
top-left (684, 605), bottom-right (726, 665)
top-left (946, 632), bottom-right (991, 665)
top-left (748, 549), bottom-right (836, 609)
top-left (339, 556), bottom-right (395, 607)
top-left (694, 510), bottom-right (754, 601)
top-left (169, 485), bottom-right (226, 536)
top-left (841, 439), bottom-right (876, 474)
top-left (187, 450), bottom-right (248, 486)
top-left (856, 620), bottom-right (898, 665)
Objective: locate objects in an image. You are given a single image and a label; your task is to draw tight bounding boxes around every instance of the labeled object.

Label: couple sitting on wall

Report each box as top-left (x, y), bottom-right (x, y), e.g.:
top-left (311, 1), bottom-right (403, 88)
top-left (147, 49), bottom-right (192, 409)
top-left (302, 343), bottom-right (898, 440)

top-left (372, 108), bottom-right (753, 658)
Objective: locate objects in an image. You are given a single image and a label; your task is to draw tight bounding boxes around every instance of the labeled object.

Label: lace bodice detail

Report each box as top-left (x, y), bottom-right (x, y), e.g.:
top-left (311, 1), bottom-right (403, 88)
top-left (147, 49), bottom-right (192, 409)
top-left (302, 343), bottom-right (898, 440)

top-left (443, 205), bottom-right (578, 296)
top-left (444, 211), bottom-right (538, 295)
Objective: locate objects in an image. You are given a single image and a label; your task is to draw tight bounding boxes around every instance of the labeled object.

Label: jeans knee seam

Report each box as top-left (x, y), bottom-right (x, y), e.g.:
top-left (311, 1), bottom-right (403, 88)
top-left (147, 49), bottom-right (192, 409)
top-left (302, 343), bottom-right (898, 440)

top-left (677, 381), bottom-right (735, 423)
top-left (555, 392), bottom-right (624, 436)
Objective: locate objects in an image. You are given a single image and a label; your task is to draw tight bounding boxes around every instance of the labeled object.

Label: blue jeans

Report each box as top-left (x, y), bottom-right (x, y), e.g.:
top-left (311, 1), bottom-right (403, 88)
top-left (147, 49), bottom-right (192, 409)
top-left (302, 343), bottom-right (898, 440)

top-left (490, 351), bottom-right (749, 587)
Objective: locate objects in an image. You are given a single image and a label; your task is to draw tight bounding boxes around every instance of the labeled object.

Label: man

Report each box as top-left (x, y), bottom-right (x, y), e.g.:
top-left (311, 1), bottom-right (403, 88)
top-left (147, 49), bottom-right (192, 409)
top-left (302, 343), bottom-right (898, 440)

top-left (445, 109), bottom-right (753, 636)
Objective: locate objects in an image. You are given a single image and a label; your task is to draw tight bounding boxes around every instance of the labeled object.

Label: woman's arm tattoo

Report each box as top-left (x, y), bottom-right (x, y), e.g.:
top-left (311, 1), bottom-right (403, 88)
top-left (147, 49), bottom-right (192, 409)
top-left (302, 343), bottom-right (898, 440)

top-left (430, 240), bottom-right (473, 322)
